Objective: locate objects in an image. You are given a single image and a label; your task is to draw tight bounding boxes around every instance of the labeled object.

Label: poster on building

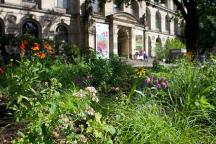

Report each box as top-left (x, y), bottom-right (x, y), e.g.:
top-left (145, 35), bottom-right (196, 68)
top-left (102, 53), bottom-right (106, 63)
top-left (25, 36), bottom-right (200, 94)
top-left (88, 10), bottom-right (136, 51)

top-left (96, 23), bottom-right (109, 58)
top-left (135, 30), bottom-right (144, 51)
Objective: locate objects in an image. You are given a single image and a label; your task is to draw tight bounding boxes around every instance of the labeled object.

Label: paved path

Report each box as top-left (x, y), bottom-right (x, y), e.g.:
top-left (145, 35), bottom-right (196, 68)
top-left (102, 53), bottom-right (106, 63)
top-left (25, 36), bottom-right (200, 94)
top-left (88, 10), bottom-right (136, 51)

top-left (126, 58), bottom-right (154, 67)
top-left (125, 58), bottom-right (176, 68)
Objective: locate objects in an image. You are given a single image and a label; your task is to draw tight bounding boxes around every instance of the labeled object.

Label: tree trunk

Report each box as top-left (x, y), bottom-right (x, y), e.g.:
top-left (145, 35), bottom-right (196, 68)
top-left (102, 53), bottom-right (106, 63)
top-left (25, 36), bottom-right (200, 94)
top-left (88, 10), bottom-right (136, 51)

top-left (184, 4), bottom-right (199, 55)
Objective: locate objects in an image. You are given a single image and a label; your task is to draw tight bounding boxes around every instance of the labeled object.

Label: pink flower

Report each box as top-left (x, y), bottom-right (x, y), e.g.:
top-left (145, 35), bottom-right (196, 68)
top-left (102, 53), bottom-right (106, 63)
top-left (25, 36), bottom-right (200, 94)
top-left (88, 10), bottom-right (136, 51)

top-left (156, 83), bottom-right (161, 89)
top-left (155, 80), bottom-right (160, 85)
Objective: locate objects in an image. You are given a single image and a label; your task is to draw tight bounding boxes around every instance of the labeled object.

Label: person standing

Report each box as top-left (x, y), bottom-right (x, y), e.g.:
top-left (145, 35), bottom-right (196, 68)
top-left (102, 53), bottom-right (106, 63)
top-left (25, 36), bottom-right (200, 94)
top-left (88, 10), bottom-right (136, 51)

top-left (143, 51), bottom-right (148, 62)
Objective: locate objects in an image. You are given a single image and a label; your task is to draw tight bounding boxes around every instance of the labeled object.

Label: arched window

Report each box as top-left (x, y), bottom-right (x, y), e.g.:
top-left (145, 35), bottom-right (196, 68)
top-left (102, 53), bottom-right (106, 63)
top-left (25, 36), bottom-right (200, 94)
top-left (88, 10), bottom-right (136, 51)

top-left (165, 15), bottom-right (170, 34)
top-left (156, 37), bottom-right (162, 48)
top-left (131, 1), bottom-right (139, 19)
top-left (0, 19), bottom-right (4, 36)
top-left (155, 11), bottom-right (161, 32)
top-left (22, 20), bottom-right (39, 38)
top-left (174, 18), bottom-right (179, 35)
top-left (56, 25), bottom-right (68, 42)
top-left (146, 8), bottom-right (151, 30)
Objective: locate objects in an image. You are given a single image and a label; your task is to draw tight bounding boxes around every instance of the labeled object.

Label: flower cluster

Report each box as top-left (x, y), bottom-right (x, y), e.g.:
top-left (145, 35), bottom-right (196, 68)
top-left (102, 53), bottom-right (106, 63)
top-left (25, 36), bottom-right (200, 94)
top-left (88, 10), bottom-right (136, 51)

top-left (74, 86), bottom-right (99, 103)
top-left (44, 42), bottom-right (52, 54)
top-left (18, 39), bottom-right (53, 59)
top-left (134, 67), bottom-right (146, 77)
top-left (145, 75), bottom-right (168, 89)
top-left (85, 86), bottom-right (99, 102)
top-left (85, 106), bottom-right (95, 116)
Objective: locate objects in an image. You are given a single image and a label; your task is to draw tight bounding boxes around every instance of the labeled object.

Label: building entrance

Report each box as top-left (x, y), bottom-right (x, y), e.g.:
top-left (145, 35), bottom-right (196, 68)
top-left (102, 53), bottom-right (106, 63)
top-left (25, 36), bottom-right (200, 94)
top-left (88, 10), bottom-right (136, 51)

top-left (118, 29), bottom-right (129, 58)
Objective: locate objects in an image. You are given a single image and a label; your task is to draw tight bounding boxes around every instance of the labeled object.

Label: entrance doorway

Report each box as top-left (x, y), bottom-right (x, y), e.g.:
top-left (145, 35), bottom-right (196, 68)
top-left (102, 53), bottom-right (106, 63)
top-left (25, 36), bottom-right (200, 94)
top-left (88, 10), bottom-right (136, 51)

top-left (118, 29), bottom-right (129, 58)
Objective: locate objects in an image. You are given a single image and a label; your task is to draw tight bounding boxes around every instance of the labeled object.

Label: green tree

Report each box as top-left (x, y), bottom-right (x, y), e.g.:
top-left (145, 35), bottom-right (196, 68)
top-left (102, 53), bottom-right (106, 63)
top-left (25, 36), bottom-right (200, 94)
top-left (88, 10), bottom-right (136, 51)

top-left (155, 38), bottom-right (185, 60)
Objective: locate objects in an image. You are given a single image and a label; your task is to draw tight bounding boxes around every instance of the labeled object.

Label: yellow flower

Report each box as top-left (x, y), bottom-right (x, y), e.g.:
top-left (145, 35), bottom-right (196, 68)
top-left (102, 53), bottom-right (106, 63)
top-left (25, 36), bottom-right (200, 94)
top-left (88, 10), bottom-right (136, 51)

top-left (134, 67), bottom-right (145, 77)
top-left (186, 51), bottom-right (195, 61)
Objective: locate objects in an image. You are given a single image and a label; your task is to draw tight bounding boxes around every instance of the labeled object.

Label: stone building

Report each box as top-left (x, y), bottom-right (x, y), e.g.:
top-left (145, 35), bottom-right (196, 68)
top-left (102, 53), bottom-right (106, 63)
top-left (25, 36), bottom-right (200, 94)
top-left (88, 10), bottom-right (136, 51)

top-left (0, 0), bottom-right (180, 58)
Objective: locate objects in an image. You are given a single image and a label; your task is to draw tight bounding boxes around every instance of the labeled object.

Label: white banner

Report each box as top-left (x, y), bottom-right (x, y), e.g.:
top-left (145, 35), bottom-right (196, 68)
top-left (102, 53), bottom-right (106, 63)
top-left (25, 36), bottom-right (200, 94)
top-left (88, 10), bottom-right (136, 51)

top-left (135, 30), bottom-right (143, 51)
top-left (96, 23), bottom-right (109, 58)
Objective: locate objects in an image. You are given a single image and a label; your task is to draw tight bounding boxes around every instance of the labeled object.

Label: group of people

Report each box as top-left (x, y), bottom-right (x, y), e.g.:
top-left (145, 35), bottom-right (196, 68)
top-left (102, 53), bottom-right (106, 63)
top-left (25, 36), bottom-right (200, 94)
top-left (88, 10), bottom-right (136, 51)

top-left (134, 50), bottom-right (148, 62)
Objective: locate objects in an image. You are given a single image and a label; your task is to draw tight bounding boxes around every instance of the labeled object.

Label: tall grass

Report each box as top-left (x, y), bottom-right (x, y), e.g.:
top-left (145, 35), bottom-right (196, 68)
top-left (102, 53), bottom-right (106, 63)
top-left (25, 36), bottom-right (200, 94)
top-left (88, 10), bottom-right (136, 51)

top-left (102, 96), bottom-right (216, 144)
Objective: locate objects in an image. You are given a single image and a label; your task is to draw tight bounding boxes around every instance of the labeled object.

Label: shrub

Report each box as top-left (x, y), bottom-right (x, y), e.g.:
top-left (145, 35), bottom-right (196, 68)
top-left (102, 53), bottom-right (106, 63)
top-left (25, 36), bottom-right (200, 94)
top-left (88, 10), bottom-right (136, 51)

top-left (88, 56), bottom-right (133, 91)
top-left (0, 58), bottom-right (115, 143)
top-left (155, 38), bottom-right (185, 60)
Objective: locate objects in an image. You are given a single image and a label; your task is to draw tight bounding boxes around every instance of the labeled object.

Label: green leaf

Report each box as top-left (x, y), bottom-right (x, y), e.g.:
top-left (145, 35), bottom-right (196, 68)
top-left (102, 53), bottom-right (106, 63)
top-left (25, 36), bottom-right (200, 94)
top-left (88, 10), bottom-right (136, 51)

top-left (95, 113), bottom-right (102, 124)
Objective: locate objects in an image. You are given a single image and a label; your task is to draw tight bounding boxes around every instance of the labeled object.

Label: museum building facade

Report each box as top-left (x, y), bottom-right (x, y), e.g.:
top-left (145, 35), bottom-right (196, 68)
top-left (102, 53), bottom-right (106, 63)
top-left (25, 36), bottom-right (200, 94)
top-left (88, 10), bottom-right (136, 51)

top-left (0, 0), bottom-right (181, 58)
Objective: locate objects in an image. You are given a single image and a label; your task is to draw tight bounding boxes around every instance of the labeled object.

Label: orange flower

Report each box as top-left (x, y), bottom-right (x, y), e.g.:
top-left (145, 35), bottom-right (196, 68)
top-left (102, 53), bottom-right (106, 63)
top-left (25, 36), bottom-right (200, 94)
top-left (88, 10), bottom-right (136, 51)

top-left (19, 43), bottom-right (25, 51)
top-left (44, 43), bottom-right (52, 54)
top-left (36, 52), bottom-right (46, 59)
top-left (31, 43), bottom-right (40, 51)
top-left (23, 39), bottom-right (28, 45)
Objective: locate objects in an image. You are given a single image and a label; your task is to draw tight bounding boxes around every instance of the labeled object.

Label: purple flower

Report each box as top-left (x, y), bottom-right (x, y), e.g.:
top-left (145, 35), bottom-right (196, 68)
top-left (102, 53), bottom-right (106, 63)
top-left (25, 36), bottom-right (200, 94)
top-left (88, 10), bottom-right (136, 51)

top-left (162, 82), bottom-right (168, 89)
top-left (155, 80), bottom-right (159, 85)
top-left (145, 77), bottom-right (151, 84)
top-left (75, 76), bottom-right (82, 87)
top-left (156, 83), bottom-right (161, 89)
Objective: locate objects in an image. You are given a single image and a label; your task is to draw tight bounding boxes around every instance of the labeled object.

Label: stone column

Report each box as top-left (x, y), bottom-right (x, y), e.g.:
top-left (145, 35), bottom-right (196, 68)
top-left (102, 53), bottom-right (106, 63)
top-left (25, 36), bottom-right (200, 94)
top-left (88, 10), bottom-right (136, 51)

top-left (112, 24), bottom-right (119, 55)
top-left (161, 12), bottom-right (166, 33)
top-left (88, 24), bottom-right (95, 49)
top-left (145, 33), bottom-right (148, 56)
top-left (126, 28), bottom-right (131, 59)
top-left (170, 16), bottom-right (175, 35)
top-left (130, 28), bottom-right (136, 59)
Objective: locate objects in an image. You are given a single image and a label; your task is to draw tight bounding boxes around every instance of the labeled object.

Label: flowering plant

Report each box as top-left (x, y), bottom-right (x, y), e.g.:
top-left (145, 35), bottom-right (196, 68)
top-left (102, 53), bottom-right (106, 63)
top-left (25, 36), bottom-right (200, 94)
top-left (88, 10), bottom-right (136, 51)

top-left (0, 67), bottom-right (4, 76)
top-left (18, 36), bottom-right (53, 60)
top-left (145, 75), bottom-right (168, 90)
top-left (134, 67), bottom-right (146, 77)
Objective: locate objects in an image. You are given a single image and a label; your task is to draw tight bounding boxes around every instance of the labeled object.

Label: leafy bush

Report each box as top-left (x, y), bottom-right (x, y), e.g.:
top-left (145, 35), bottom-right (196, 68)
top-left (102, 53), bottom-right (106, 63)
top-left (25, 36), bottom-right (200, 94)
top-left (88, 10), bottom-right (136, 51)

top-left (168, 59), bottom-right (216, 112)
top-left (155, 38), bottom-right (185, 60)
top-left (0, 58), bottom-right (115, 143)
top-left (88, 56), bottom-right (133, 91)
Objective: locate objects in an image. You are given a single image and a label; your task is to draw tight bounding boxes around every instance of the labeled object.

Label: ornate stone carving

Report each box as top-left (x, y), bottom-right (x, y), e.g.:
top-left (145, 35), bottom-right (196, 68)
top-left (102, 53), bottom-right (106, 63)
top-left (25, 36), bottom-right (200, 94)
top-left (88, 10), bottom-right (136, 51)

top-left (7, 15), bottom-right (17, 24)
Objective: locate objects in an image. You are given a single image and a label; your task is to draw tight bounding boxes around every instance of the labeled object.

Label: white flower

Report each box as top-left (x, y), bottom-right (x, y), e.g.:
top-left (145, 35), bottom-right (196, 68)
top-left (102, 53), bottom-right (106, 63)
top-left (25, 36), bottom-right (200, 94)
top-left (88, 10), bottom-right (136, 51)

top-left (85, 106), bottom-right (95, 116)
top-left (80, 135), bottom-right (88, 143)
top-left (91, 95), bottom-right (99, 103)
top-left (74, 89), bottom-right (86, 98)
top-left (85, 86), bottom-right (97, 94)
top-left (85, 86), bottom-right (99, 102)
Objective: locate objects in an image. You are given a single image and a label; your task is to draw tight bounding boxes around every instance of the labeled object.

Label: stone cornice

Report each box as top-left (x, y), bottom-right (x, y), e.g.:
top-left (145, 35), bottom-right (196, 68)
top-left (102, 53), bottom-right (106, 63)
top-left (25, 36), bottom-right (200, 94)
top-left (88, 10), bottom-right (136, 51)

top-left (0, 3), bottom-right (71, 17)
top-left (146, 29), bottom-right (177, 36)
top-left (146, 1), bottom-right (176, 15)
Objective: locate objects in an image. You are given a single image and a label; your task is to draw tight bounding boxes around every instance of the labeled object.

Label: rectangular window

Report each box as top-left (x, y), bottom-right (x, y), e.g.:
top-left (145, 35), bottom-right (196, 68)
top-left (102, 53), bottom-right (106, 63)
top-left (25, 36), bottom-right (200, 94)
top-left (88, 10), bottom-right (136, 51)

top-left (23, 0), bottom-right (36, 2)
top-left (57, 0), bottom-right (68, 9)
top-left (93, 0), bottom-right (99, 12)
